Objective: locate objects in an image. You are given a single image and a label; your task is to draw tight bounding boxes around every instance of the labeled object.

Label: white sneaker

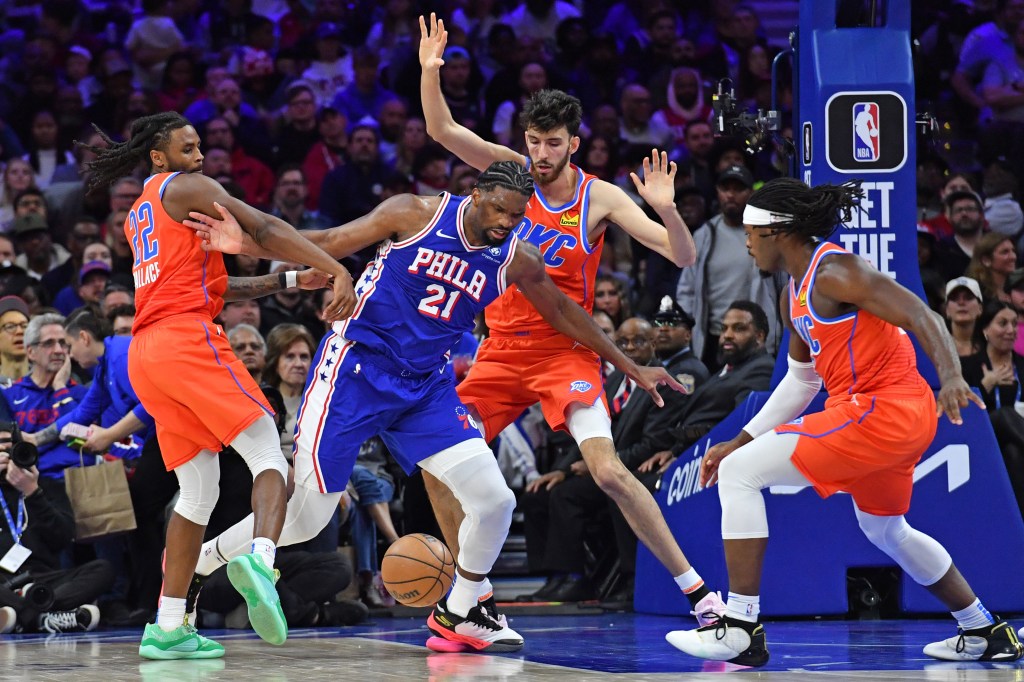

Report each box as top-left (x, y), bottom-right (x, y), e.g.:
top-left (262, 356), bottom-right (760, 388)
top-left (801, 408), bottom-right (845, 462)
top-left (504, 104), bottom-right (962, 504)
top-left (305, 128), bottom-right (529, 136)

top-left (922, 621), bottom-right (1023, 662)
top-left (690, 590), bottom-right (725, 627)
top-left (427, 597), bottom-right (524, 652)
top-left (666, 617), bottom-right (769, 667)
top-left (0, 605), bottom-right (16, 634)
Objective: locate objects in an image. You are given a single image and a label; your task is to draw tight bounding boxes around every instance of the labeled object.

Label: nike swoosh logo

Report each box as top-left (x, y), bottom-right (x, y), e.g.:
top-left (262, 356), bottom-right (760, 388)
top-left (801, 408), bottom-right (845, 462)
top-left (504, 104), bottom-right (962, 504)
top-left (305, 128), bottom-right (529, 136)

top-left (436, 230), bottom-right (457, 239)
top-left (12, 397), bottom-right (27, 405)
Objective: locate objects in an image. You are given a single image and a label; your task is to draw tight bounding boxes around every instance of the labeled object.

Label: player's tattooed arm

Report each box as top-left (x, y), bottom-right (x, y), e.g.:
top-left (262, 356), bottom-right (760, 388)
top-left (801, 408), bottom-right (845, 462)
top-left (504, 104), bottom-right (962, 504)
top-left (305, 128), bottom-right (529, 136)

top-left (223, 269), bottom-right (332, 301)
top-left (509, 241), bottom-right (684, 407)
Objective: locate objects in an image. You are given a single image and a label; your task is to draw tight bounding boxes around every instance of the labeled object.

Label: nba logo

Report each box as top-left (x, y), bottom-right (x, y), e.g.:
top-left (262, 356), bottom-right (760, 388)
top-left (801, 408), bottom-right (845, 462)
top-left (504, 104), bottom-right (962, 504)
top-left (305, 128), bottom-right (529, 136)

top-left (852, 102), bottom-right (880, 162)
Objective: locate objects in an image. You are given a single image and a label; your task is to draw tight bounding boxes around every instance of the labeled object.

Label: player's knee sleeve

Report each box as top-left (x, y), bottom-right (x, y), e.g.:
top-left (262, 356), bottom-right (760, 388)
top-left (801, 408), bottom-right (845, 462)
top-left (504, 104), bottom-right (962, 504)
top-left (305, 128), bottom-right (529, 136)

top-left (420, 440), bottom-right (514, 575)
top-left (855, 508), bottom-right (952, 586)
top-left (173, 450), bottom-right (221, 525)
top-left (718, 431), bottom-right (805, 540)
top-left (566, 402), bottom-right (612, 447)
top-left (279, 485), bottom-right (343, 545)
top-left (230, 414), bottom-right (288, 481)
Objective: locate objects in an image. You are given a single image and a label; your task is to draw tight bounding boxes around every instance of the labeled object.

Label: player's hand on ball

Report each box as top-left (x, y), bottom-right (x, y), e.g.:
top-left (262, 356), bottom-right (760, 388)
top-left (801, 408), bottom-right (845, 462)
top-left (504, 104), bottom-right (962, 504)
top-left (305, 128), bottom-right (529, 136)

top-left (936, 376), bottom-right (985, 426)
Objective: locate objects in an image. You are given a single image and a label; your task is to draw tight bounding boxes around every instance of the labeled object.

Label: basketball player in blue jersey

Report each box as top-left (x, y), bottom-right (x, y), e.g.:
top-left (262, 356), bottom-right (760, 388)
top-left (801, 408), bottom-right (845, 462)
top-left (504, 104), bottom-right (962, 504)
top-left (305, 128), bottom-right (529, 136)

top-left (185, 161), bottom-right (684, 651)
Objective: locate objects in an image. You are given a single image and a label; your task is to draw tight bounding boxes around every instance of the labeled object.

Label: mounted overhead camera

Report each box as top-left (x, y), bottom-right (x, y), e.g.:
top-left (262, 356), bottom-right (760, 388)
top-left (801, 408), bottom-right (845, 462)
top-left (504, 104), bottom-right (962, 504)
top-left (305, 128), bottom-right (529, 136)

top-left (711, 79), bottom-right (781, 154)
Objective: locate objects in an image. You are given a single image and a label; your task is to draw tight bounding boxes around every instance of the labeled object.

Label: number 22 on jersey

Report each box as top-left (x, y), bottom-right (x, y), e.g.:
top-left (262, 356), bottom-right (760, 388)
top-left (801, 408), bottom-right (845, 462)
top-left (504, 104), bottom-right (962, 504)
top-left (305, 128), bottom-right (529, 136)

top-left (128, 202), bottom-right (160, 266)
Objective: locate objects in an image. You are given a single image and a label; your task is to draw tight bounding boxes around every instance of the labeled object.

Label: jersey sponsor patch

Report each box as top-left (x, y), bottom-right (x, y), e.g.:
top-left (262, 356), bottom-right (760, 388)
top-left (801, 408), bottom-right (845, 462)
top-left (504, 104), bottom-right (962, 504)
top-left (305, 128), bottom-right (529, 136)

top-left (675, 373), bottom-right (695, 395)
top-left (569, 380), bottom-right (592, 393)
top-left (559, 210), bottom-right (580, 227)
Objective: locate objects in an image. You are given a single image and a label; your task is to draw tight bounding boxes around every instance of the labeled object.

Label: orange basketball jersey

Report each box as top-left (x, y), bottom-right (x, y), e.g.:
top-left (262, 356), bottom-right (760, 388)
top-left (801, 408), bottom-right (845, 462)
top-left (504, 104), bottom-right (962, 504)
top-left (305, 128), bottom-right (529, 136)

top-left (128, 172), bottom-right (228, 333)
top-left (486, 164), bottom-right (603, 335)
top-left (789, 241), bottom-right (922, 397)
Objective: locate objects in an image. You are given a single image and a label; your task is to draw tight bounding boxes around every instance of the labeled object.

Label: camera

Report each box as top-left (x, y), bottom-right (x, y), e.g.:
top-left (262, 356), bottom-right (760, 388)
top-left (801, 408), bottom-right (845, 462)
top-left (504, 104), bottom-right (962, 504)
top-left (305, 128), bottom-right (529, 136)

top-left (1, 572), bottom-right (55, 611)
top-left (711, 79), bottom-right (781, 154)
top-left (0, 421), bottom-right (38, 470)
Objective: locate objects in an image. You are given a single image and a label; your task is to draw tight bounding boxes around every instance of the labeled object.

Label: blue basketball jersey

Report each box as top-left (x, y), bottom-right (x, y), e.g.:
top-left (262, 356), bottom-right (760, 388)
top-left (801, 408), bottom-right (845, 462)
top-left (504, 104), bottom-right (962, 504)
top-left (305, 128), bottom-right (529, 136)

top-left (336, 192), bottom-right (518, 375)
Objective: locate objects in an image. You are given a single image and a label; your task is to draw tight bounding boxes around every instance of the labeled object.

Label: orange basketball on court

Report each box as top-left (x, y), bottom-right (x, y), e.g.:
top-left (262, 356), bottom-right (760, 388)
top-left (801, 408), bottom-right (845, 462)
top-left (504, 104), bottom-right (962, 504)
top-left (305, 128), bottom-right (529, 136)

top-left (381, 533), bottom-right (456, 607)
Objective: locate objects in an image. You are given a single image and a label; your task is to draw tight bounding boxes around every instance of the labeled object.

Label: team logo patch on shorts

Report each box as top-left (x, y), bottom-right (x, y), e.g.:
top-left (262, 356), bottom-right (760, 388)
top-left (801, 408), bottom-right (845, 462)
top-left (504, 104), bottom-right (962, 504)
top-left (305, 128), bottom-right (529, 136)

top-left (569, 380), bottom-right (593, 393)
top-left (675, 373), bottom-right (695, 395)
top-left (455, 405), bottom-right (478, 430)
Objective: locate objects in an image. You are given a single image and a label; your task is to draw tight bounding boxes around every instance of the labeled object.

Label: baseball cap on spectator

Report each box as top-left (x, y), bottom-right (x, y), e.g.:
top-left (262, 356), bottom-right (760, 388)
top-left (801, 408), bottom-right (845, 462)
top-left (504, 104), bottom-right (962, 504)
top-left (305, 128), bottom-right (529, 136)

top-left (1005, 268), bottom-right (1024, 294)
top-left (11, 214), bottom-right (48, 238)
top-left (285, 80), bottom-right (315, 101)
top-left (717, 165), bottom-right (754, 189)
top-left (443, 46), bottom-right (471, 62)
top-left (916, 223), bottom-right (937, 242)
top-left (80, 260), bottom-right (112, 281)
top-left (315, 22), bottom-right (343, 41)
top-left (68, 45), bottom-right (92, 62)
top-left (0, 295), bottom-right (29, 319)
top-left (945, 276), bottom-right (982, 302)
top-left (943, 189), bottom-right (983, 211)
top-left (653, 295), bottom-right (695, 329)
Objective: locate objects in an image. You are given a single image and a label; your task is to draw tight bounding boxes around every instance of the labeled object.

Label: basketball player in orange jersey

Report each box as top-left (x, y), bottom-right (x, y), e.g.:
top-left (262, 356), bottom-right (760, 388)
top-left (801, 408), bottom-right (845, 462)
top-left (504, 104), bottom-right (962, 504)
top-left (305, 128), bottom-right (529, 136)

top-left (418, 14), bottom-right (723, 634)
top-left (666, 178), bottom-right (1023, 666)
top-left (78, 112), bottom-right (356, 659)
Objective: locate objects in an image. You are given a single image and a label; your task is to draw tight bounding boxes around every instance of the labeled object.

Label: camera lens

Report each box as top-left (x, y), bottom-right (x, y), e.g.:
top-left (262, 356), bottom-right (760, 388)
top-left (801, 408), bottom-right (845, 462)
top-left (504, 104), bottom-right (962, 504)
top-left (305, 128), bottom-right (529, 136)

top-left (10, 442), bottom-right (38, 470)
top-left (23, 583), bottom-right (55, 611)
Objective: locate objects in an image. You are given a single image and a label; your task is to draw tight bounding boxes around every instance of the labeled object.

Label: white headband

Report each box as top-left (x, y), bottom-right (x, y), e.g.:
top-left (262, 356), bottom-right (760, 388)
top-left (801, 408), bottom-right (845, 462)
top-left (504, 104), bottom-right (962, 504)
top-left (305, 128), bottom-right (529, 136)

top-left (743, 204), bottom-right (794, 226)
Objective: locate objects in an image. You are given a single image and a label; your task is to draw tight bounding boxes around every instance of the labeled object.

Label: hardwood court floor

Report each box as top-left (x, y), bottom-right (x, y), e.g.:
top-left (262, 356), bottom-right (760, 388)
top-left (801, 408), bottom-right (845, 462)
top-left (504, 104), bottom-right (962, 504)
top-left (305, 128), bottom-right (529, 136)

top-left (1, 613), bottom-right (1023, 681)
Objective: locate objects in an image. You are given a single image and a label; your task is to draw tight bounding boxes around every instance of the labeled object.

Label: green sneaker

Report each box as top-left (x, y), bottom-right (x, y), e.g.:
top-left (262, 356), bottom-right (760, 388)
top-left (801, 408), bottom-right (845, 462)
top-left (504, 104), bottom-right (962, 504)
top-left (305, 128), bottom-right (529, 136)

top-left (227, 553), bottom-right (288, 646)
top-left (139, 622), bottom-right (225, 660)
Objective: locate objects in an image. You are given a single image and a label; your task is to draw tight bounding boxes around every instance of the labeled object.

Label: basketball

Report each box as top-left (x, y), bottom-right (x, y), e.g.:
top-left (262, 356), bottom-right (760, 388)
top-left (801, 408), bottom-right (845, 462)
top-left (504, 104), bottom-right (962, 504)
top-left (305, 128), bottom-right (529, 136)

top-left (381, 533), bottom-right (456, 607)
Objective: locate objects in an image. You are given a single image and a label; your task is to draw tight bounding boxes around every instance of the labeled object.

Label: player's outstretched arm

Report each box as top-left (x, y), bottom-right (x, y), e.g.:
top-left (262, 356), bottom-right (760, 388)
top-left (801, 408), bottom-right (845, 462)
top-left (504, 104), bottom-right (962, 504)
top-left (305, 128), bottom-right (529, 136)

top-left (419, 13), bottom-right (523, 171)
top-left (223, 268), bottom-right (331, 302)
top-left (592, 149), bottom-right (696, 267)
top-left (509, 240), bottom-right (684, 407)
top-left (814, 253), bottom-right (985, 425)
top-left (189, 194), bottom-right (442, 262)
top-left (163, 172), bottom-right (355, 320)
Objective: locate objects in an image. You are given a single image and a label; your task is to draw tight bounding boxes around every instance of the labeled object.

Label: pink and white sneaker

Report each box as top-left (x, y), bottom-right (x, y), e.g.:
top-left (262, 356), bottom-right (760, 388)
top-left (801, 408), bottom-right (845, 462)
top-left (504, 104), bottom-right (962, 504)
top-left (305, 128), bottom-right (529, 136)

top-left (690, 591), bottom-right (726, 627)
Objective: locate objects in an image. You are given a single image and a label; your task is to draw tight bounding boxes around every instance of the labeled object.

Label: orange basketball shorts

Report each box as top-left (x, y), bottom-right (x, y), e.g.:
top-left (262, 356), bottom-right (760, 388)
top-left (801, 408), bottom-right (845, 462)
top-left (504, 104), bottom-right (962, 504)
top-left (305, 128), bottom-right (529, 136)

top-left (129, 315), bottom-right (272, 470)
top-left (456, 333), bottom-right (607, 440)
top-left (775, 381), bottom-right (937, 516)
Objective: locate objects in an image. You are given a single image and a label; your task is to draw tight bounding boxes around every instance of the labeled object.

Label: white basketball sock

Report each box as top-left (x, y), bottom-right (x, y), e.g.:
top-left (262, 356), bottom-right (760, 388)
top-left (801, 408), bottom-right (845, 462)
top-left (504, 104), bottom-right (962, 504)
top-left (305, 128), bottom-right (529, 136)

top-left (447, 574), bottom-right (484, 618)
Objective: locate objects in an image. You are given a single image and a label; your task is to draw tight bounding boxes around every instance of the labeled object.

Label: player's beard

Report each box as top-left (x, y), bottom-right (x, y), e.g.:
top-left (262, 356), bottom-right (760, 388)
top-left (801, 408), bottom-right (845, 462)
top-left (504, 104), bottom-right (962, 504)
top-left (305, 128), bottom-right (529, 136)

top-left (482, 228), bottom-right (512, 246)
top-left (530, 149), bottom-right (572, 187)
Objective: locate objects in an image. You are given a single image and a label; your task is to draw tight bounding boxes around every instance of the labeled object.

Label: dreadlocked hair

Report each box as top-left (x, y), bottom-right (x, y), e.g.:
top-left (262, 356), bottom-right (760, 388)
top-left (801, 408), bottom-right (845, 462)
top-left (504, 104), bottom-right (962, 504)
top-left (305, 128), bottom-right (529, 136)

top-left (477, 161), bottom-right (534, 198)
top-left (76, 112), bottom-right (191, 195)
top-left (747, 177), bottom-right (864, 239)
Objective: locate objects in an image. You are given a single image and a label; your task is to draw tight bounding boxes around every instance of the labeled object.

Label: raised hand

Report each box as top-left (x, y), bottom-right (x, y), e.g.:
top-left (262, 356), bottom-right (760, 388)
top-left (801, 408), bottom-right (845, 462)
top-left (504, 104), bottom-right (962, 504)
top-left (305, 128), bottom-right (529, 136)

top-left (630, 149), bottom-right (677, 211)
top-left (186, 202), bottom-right (246, 254)
top-left (418, 13), bottom-right (448, 72)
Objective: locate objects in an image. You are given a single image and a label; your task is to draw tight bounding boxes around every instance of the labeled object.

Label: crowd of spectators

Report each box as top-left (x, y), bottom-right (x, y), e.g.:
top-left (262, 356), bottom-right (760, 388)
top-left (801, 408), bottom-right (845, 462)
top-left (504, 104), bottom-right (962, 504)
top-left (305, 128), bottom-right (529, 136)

top-left (0, 0), bottom-right (1022, 627)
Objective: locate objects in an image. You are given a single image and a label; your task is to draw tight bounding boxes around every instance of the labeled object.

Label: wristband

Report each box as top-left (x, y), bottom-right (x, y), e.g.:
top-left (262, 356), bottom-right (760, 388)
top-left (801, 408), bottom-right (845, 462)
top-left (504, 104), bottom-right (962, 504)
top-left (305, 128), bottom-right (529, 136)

top-left (286, 270), bottom-right (298, 289)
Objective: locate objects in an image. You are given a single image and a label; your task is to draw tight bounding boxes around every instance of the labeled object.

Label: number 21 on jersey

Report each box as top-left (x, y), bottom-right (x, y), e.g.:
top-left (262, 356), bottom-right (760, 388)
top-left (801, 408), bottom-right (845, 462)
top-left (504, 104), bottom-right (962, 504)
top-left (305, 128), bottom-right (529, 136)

top-left (127, 202), bottom-right (160, 266)
top-left (418, 285), bottom-right (461, 321)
